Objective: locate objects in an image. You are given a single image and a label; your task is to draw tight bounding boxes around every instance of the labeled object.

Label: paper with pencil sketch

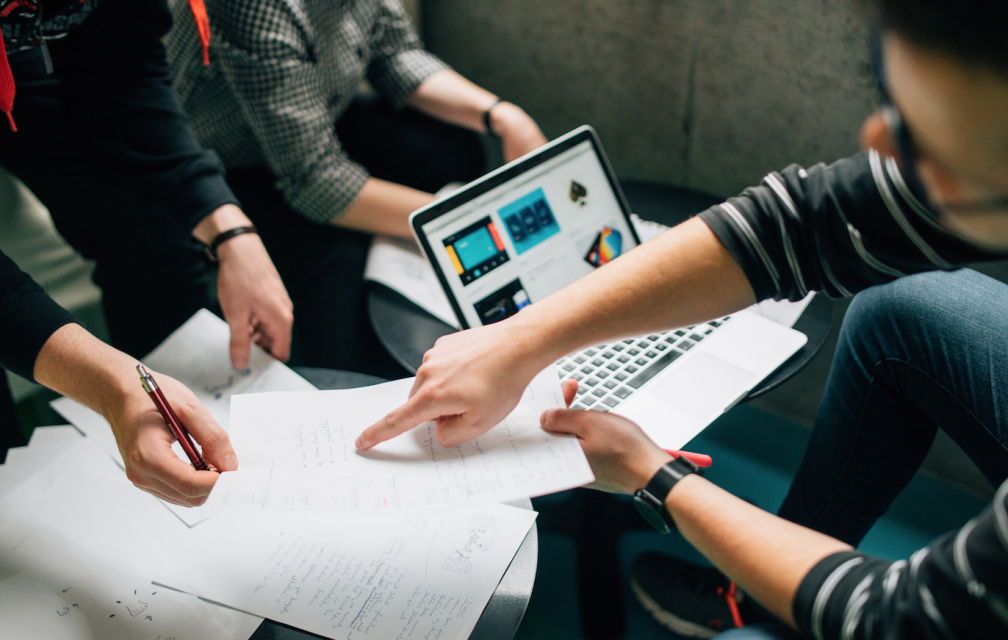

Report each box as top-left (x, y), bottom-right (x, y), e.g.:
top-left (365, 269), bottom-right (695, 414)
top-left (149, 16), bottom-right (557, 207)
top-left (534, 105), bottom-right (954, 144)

top-left (155, 503), bottom-right (536, 640)
top-left (205, 367), bottom-right (593, 512)
top-left (0, 439), bottom-right (261, 640)
top-left (51, 309), bottom-right (315, 527)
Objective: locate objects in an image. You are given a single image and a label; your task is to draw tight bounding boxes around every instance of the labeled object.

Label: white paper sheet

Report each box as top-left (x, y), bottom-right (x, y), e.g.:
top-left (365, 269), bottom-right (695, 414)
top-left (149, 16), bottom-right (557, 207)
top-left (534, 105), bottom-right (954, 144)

top-left (364, 235), bottom-right (461, 328)
top-left (155, 503), bottom-right (537, 640)
top-left (0, 539), bottom-right (232, 640)
top-left (0, 440), bottom-right (263, 640)
top-left (28, 425), bottom-right (83, 447)
top-left (206, 368), bottom-right (593, 512)
top-left (51, 309), bottom-right (316, 526)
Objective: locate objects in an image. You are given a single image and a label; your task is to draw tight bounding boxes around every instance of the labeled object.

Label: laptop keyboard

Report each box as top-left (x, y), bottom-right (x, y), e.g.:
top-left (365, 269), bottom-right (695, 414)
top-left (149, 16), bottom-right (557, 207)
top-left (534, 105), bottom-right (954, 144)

top-left (556, 316), bottom-right (733, 411)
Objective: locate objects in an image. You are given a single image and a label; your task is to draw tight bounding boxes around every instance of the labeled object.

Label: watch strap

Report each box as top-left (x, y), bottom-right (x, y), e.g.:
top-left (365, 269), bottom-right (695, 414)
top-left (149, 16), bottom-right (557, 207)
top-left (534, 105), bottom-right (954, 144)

top-left (483, 98), bottom-right (503, 138)
top-left (642, 456), bottom-right (704, 529)
top-left (204, 225), bottom-right (257, 261)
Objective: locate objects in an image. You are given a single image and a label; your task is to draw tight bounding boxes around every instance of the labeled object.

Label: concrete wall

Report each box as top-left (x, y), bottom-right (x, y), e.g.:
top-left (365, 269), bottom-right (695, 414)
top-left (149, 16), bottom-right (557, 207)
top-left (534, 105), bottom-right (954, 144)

top-left (423, 0), bottom-right (879, 198)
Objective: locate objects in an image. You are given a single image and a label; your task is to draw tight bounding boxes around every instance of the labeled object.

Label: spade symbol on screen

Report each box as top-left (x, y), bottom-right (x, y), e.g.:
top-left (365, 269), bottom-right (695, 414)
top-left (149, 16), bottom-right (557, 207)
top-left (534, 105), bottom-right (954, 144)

top-left (570, 181), bottom-right (588, 206)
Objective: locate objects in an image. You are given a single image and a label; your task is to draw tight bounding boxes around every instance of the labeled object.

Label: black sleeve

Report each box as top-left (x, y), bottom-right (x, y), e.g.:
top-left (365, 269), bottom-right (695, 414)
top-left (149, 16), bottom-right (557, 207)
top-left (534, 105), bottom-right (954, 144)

top-left (793, 480), bottom-right (1008, 640)
top-left (45, 0), bottom-right (239, 232)
top-left (0, 250), bottom-right (80, 382)
top-left (698, 150), bottom-right (1008, 302)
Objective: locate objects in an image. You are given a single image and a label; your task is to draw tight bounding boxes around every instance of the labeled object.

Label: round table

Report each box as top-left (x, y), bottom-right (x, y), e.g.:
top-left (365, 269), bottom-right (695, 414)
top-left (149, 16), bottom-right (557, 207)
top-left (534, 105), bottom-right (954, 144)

top-left (247, 368), bottom-right (537, 640)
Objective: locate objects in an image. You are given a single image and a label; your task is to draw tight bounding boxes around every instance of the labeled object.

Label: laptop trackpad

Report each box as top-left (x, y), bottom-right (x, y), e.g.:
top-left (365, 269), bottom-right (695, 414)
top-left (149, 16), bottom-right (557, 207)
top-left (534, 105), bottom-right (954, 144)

top-left (647, 352), bottom-right (756, 419)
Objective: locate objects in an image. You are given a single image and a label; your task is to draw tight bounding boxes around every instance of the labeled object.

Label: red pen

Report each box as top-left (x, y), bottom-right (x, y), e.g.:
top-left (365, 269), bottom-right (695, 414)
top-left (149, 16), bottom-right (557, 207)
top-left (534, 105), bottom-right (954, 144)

top-left (137, 364), bottom-right (210, 471)
top-left (663, 449), bottom-right (713, 468)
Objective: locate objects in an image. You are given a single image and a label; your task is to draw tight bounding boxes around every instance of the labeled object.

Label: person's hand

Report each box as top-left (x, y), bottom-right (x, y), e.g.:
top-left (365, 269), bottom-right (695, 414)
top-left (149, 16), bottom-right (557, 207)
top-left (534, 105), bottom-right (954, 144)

top-left (490, 102), bottom-right (549, 162)
top-left (356, 321), bottom-right (545, 450)
top-left (108, 371), bottom-right (238, 506)
top-left (215, 232), bottom-right (294, 368)
top-left (541, 395), bottom-right (673, 494)
top-left (193, 204), bottom-right (294, 369)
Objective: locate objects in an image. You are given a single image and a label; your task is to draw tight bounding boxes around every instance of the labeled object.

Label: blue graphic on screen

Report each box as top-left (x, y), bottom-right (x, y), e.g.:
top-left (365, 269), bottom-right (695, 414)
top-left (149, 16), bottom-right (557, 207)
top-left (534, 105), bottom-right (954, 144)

top-left (499, 188), bottom-right (560, 255)
top-left (454, 227), bottom-right (498, 269)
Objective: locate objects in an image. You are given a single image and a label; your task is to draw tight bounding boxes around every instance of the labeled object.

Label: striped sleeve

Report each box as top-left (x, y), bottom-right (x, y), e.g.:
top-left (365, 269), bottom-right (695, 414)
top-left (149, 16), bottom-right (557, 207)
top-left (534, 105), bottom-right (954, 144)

top-left (698, 150), bottom-right (1008, 302)
top-left (793, 479), bottom-right (1008, 640)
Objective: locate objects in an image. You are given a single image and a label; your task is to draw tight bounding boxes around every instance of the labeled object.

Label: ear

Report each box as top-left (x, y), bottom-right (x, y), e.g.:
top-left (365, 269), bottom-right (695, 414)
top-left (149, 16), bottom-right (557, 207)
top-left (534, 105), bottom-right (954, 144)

top-left (860, 111), bottom-right (900, 159)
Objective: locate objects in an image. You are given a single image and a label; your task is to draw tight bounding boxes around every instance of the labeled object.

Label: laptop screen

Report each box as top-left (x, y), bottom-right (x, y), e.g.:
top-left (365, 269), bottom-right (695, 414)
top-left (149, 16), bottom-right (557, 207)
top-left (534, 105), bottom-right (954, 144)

top-left (416, 133), bottom-right (638, 328)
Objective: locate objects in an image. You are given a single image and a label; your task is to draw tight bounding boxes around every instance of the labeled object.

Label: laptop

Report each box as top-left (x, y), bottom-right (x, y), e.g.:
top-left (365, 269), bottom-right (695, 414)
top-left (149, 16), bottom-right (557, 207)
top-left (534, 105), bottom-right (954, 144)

top-left (410, 126), bottom-right (807, 450)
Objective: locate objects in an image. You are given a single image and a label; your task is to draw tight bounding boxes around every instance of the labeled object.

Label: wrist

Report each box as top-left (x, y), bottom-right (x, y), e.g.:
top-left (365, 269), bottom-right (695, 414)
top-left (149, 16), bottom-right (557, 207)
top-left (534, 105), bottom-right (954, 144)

top-left (487, 101), bottom-right (530, 139)
top-left (635, 450), bottom-right (675, 492)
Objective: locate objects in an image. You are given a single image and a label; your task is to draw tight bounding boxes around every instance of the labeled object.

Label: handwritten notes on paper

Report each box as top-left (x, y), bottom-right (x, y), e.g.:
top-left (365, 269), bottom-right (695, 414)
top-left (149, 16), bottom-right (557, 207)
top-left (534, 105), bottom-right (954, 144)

top-left (50, 309), bottom-right (315, 526)
top-left (206, 368), bottom-right (594, 512)
top-left (155, 504), bottom-right (536, 640)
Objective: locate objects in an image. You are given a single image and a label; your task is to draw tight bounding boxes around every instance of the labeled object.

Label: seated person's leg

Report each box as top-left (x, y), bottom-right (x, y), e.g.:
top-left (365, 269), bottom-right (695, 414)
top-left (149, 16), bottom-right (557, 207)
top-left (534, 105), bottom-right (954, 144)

top-left (224, 94), bottom-right (486, 376)
top-left (336, 93), bottom-right (486, 193)
top-left (225, 167), bottom-right (405, 377)
top-left (778, 268), bottom-right (1008, 545)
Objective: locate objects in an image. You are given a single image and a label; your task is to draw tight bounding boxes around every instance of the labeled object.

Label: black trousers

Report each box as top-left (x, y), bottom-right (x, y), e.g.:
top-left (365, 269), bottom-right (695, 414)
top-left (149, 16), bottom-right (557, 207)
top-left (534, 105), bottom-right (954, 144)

top-left (228, 95), bottom-right (486, 376)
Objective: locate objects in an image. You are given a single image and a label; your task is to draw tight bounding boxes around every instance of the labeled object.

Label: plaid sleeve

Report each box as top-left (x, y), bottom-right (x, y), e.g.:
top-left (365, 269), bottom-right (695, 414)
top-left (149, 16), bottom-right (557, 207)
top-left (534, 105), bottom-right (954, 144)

top-left (206, 0), bottom-right (369, 224)
top-left (367, 0), bottom-right (448, 109)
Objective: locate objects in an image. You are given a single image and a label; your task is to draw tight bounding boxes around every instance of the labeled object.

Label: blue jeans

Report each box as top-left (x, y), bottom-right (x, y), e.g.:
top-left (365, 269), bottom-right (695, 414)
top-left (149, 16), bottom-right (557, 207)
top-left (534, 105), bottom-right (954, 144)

top-left (777, 269), bottom-right (1008, 545)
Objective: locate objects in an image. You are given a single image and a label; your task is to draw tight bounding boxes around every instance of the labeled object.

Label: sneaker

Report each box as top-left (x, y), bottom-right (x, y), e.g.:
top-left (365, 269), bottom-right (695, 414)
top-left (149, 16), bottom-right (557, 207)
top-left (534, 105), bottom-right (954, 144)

top-left (630, 552), bottom-right (745, 638)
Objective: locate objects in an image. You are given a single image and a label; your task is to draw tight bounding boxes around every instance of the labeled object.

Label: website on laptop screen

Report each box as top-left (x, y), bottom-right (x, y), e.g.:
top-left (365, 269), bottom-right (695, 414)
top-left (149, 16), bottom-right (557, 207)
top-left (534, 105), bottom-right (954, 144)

top-left (420, 139), bottom-right (637, 328)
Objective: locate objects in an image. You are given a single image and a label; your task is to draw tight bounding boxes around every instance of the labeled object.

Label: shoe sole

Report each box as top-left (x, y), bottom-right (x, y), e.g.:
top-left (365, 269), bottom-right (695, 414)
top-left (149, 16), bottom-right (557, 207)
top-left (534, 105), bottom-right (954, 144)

top-left (630, 574), bottom-right (719, 639)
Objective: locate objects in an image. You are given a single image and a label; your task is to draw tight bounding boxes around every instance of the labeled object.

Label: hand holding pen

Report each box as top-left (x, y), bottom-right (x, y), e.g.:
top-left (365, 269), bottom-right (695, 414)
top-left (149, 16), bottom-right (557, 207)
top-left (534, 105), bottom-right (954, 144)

top-left (107, 364), bottom-right (239, 506)
top-left (137, 364), bottom-right (211, 471)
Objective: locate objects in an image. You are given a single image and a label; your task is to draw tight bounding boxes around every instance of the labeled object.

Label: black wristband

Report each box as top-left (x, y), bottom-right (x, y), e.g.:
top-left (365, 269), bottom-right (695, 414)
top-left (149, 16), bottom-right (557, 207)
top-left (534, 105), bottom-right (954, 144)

top-left (204, 225), bottom-right (257, 261)
top-left (483, 98), bottom-right (503, 138)
top-left (634, 456), bottom-right (704, 533)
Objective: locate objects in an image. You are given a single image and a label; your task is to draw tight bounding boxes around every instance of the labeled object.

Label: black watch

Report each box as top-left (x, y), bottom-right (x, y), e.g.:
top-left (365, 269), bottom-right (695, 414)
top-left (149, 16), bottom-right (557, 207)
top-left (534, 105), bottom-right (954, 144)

top-left (633, 456), bottom-right (704, 533)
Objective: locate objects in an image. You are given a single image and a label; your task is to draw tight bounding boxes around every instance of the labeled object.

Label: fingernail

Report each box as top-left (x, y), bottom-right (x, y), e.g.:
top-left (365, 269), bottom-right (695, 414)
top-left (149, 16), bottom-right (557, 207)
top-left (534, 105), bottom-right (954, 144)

top-left (221, 453), bottom-right (239, 471)
top-left (354, 437), bottom-right (363, 449)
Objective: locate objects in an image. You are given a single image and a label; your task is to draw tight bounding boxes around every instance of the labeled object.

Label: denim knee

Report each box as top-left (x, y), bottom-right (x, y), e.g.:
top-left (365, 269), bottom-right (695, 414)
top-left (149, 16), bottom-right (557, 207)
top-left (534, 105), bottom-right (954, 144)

top-left (837, 268), bottom-right (1007, 367)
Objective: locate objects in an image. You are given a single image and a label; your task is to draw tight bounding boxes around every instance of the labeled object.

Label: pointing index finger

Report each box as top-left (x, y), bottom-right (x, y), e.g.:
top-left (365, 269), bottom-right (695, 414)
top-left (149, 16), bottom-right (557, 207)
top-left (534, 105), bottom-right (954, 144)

top-left (355, 395), bottom-right (437, 450)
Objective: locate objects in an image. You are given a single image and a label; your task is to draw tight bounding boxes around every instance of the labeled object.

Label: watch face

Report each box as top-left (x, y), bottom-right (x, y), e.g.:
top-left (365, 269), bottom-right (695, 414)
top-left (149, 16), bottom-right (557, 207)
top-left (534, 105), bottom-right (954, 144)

top-left (634, 494), bottom-right (671, 534)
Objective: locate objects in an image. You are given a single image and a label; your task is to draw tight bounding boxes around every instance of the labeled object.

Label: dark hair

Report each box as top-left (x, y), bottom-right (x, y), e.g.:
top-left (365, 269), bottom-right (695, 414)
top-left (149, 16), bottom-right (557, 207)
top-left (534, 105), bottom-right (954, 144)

top-left (870, 0), bottom-right (1008, 73)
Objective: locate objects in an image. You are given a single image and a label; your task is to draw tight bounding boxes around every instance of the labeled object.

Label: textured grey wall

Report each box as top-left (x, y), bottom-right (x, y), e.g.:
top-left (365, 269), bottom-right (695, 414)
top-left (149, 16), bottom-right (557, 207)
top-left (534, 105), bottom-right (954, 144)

top-left (423, 0), bottom-right (879, 198)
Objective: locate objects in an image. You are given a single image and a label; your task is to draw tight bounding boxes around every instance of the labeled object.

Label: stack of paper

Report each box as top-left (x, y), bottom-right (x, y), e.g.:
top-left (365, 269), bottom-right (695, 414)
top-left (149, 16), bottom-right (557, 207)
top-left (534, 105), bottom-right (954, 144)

top-left (14, 309), bottom-right (591, 640)
top-left (0, 428), bottom-right (263, 640)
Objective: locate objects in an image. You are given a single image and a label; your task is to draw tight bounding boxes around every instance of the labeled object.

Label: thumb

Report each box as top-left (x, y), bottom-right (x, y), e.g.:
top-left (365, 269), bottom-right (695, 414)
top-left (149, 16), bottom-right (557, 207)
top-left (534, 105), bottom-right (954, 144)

top-left (540, 408), bottom-right (585, 437)
top-left (175, 400), bottom-right (238, 472)
top-left (562, 379), bottom-right (578, 407)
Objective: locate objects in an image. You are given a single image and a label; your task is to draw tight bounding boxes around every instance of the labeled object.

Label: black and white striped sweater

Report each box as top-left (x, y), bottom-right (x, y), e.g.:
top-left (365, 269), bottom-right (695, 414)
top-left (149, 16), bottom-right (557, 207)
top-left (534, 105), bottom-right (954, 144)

top-left (700, 149), bottom-right (1008, 639)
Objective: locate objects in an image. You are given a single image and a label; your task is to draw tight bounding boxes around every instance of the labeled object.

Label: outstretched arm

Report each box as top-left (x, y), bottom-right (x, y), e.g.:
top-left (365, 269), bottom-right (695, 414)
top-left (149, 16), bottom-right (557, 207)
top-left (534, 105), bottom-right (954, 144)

top-left (540, 402), bottom-right (1008, 639)
top-left (539, 404), bottom-right (849, 628)
top-left (355, 216), bottom-right (755, 450)
top-left (34, 324), bottom-right (238, 506)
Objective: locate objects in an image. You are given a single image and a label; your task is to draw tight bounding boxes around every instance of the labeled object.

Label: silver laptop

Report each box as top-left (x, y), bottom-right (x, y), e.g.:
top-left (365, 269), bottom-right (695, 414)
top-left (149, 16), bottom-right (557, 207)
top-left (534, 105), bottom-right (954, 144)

top-left (410, 126), bottom-right (807, 450)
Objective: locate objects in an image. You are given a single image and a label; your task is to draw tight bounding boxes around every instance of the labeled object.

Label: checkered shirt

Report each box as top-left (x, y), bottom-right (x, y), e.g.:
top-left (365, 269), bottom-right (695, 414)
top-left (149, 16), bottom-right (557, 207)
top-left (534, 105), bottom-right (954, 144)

top-left (165, 0), bottom-right (447, 224)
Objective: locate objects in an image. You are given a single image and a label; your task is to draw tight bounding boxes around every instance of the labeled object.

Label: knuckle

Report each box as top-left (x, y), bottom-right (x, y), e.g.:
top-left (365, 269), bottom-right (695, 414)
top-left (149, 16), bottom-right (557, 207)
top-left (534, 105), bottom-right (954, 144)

top-left (382, 409), bottom-right (399, 432)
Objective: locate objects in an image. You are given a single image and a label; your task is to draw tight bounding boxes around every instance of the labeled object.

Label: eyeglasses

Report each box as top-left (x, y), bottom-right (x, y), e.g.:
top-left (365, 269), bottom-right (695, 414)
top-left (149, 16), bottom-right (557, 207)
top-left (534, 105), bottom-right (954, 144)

top-left (870, 29), bottom-right (1008, 215)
